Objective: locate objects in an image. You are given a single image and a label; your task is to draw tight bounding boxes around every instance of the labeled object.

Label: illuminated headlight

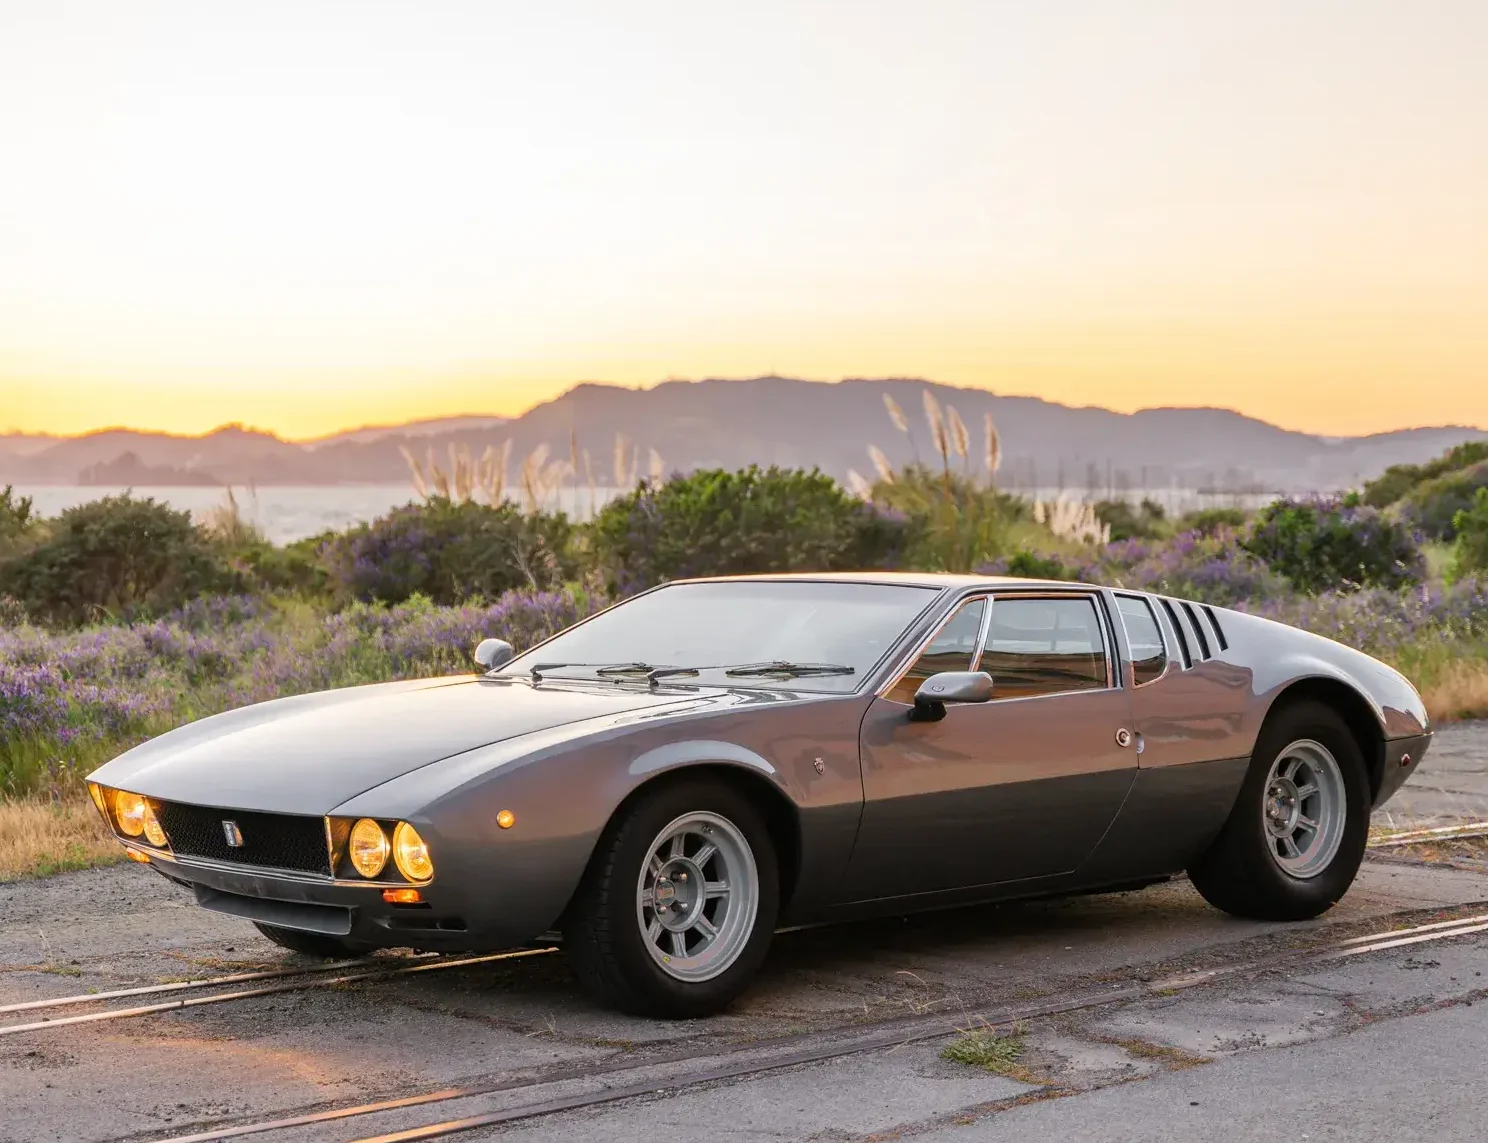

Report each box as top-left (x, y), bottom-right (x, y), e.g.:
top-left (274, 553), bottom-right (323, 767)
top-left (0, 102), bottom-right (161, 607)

top-left (87, 781), bottom-right (108, 821)
top-left (142, 802), bottom-right (168, 848)
top-left (392, 822), bottom-right (434, 882)
top-left (114, 790), bottom-right (147, 837)
top-left (348, 818), bottom-right (390, 878)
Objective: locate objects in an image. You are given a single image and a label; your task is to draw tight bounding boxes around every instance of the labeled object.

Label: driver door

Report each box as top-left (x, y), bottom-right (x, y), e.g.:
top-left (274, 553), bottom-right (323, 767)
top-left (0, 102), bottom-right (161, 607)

top-left (843, 592), bottom-right (1139, 902)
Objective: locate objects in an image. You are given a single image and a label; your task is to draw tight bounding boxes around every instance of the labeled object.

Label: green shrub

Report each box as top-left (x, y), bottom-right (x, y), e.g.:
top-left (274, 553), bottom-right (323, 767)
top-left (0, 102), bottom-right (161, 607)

top-left (1363, 441), bottom-right (1488, 509)
top-left (1241, 494), bottom-right (1423, 594)
top-left (319, 498), bottom-right (574, 606)
top-left (0, 485), bottom-right (38, 557)
top-left (1448, 488), bottom-right (1488, 583)
top-left (0, 494), bottom-right (234, 625)
top-left (1094, 498), bottom-right (1167, 541)
top-left (1000, 550), bottom-right (1075, 581)
top-left (1404, 460), bottom-right (1488, 541)
top-left (588, 467), bottom-right (911, 594)
top-left (1176, 506), bottom-right (1249, 537)
top-left (871, 465), bottom-right (1025, 572)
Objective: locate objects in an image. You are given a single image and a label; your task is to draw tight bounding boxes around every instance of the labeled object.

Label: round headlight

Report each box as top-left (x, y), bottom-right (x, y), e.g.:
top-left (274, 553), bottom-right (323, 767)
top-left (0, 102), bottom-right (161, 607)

top-left (142, 802), bottom-right (168, 848)
top-left (392, 822), bottom-right (434, 882)
top-left (348, 818), bottom-right (390, 878)
top-left (114, 790), bottom-right (147, 837)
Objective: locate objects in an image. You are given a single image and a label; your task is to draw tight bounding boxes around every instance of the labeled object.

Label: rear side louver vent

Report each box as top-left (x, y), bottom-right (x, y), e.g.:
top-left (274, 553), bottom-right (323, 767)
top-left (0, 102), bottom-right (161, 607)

top-left (1201, 604), bottom-right (1229, 651)
top-left (1179, 601), bottom-right (1211, 659)
top-left (1158, 598), bottom-right (1193, 669)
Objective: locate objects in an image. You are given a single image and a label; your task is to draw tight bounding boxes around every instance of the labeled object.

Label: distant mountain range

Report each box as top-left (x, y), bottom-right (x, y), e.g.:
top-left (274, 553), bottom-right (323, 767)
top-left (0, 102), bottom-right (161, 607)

top-left (3, 378), bottom-right (1485, 495)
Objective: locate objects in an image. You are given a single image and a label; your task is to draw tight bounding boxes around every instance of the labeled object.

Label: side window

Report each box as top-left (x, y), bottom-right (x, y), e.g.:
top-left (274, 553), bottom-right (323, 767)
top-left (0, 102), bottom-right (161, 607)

top-left (1115, 595), bottom-right (1167, 686)
top-left (885, 598), bottom-right (986, 704)
top-left (981, 596), bottom-right (1108, 700)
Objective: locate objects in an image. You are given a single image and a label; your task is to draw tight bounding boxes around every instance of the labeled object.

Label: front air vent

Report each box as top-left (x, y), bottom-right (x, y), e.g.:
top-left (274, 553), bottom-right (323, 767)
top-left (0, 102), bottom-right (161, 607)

top-left (155, 802), bottom-right (331, 877)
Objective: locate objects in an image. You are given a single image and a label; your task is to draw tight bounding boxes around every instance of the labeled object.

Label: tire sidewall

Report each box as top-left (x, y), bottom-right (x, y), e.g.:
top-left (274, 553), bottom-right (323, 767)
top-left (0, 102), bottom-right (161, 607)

top-left (595, 780), bottom-right (779, 1016)
top-left (1221, 702), bottom-right (1370, 914)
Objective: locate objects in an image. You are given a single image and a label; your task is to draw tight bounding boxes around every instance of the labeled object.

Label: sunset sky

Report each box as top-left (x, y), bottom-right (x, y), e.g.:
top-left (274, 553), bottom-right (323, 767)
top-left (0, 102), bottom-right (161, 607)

top-left (2, 1), bottom-right (1485, 440)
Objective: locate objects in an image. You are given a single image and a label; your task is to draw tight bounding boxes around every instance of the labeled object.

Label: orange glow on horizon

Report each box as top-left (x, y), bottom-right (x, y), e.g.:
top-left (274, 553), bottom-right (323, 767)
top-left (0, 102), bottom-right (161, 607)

top-left (3, 3), bottom-right (1485, 442)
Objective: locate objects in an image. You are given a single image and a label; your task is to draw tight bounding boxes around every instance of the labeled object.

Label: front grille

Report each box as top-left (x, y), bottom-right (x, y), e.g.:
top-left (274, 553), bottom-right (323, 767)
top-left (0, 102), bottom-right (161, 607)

top-left (155, 801), bottom-right (331, 877)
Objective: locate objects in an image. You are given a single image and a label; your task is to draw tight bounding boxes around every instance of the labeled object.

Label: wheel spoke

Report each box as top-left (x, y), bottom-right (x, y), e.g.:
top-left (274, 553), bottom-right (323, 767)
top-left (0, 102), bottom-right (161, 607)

top-left (646, 918), bottom-right (662, 943)
top-left (639, 888), bottom-right (655, 908)
top-left (670, 930), bottom-right (687, 959)
top-left (1298, 815), bottom-right (1319, 831)
top-left (691, 842), bottom-right (718, 870)
top-left (694, 915), bottom-right (718, 941)
top-left (705, 880), bottom-right (730, 899)
top-left (648, 854), bottom-right (665, 878)
top-left (1280, 757), bottom-right (1301, 780)
top-left (1295, 783), bottom-right (1319, 799)
top-left (669, 833), bottom-right (687, 860)
top-left (1281, 835), bottom-right (1301, 858)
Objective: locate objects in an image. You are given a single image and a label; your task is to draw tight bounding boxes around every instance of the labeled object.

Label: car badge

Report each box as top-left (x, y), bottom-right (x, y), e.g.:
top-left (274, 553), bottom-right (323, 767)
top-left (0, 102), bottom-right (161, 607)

top-left (222, 821), bottom-right (245, 848)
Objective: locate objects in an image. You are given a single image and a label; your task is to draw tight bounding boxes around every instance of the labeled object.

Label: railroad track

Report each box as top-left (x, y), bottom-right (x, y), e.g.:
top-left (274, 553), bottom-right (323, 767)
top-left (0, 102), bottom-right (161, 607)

top-left (73, 904), bottom-right (1488, 1143)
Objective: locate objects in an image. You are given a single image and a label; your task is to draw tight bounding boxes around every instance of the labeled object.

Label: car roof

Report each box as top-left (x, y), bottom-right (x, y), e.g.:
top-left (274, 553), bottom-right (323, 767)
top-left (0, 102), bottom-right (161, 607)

top-left (667, 571), bottom-right (1098, 591)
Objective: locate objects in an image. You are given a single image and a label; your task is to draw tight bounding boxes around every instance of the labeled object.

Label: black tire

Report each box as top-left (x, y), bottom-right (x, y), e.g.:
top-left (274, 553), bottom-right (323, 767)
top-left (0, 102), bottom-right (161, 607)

top-left (1189, 700), bottom-right (1370, 921)
top-left (564, 779), bottom-right (779, 1018)
top-left (252, 922), bottom-right (367, 959)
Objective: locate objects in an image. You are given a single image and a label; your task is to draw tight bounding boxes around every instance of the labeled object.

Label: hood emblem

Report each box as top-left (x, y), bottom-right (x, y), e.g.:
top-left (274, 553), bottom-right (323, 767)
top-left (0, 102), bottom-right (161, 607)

top-left (222, 821), bottom-right (245, 848)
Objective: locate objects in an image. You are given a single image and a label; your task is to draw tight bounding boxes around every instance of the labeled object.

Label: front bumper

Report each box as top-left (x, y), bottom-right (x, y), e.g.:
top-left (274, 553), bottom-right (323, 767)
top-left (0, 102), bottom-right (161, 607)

top-left (129, 845), bottom-right (527, 952)
top-left (1374, 731), bottom-right (1431, 808)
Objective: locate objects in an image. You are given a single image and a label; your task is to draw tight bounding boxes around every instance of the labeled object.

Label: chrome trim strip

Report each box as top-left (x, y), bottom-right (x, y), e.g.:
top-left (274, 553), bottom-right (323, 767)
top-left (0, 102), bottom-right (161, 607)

top-left (126, 845), bottom-right (430, 889)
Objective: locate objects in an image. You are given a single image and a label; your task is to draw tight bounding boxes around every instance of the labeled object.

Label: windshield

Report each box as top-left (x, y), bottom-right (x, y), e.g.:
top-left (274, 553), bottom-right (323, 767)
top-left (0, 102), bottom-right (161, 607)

top-left (497, 580), bottom-right (940, 693)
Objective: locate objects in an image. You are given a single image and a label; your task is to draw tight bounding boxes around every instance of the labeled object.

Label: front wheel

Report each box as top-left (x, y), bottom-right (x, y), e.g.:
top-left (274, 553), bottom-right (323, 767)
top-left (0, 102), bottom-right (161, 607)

top-left (564, 780), bottom-right (779, 1017)
top-left (1189, 701), bottom-right (1370, 921)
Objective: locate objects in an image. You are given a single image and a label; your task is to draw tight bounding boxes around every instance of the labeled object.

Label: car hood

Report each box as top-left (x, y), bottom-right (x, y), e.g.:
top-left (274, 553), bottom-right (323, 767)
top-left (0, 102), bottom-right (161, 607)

top-left (87, 676), bottom-right (700, 814)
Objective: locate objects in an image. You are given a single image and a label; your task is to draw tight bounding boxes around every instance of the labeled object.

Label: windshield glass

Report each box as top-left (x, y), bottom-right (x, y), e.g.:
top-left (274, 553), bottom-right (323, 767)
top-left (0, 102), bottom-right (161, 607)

top-left (498, 581), bottom-right (940, 693)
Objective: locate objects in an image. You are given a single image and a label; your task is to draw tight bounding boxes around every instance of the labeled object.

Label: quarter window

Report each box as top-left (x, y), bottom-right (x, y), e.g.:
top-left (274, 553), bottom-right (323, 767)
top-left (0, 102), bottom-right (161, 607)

top-left (885, 598), bottom-right (987, 704)
top-left (1115, 595), bottom-right (1167, 686)
top-left (980, 597), bottom-right (1108, 700)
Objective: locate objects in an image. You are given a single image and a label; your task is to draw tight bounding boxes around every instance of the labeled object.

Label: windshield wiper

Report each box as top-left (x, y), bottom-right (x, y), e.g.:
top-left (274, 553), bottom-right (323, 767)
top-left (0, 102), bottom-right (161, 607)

top-left (596, 662), bottom-right (700, 682)
top-left (528, 661), bottom-right (699, 683)
top-left (722, 661), bottom-right (856, 678)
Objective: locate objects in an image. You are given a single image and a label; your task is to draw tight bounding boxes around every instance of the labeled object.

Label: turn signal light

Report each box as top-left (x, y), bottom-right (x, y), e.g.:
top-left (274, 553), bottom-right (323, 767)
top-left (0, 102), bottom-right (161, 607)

top-left (125, 849), bottom-right (151, 864)
top-left (382, 888), bottom-right (423, 905)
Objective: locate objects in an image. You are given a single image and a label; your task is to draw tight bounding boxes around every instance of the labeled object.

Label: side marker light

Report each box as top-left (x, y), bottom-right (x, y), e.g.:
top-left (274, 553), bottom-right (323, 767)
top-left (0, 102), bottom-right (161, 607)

top-left (496, 810), bottom-right (516, 829)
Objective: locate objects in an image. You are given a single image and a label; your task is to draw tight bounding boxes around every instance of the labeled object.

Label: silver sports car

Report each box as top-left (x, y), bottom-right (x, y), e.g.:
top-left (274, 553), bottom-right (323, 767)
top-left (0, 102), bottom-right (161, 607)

top-left (88, 574), bottom-right (1430, 1016)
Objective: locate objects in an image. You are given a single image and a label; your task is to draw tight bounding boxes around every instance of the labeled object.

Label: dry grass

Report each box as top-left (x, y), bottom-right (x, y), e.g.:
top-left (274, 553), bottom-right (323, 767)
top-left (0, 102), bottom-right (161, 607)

top-left (1420, 659), bottom-right (1488, 723)
top-left (0, 796), bottom-right (122, 881)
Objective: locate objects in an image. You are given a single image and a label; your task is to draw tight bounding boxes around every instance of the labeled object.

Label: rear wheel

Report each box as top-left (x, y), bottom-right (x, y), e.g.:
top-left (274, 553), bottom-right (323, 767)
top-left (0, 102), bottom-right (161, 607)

top-left (252, 922), bottom-right (367, 959)
top-left (565, 780), bottom-right (779, 1017)
top-left (1189, 701), bottom-right (1370, 921)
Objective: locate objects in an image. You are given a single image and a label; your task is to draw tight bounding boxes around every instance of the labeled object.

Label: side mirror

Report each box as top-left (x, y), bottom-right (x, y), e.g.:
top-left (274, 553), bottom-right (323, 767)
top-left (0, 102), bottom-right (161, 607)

top-left (475, 638), bottom-right (515, 671)
top-left (909, 670), bottom-right (993, 722)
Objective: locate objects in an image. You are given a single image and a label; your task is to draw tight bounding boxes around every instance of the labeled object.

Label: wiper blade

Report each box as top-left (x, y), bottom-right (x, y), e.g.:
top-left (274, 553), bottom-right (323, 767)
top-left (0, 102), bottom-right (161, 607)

top-left (596, 662), bottom-right (700, 682)
top-left (528, 661), bottom-right (699, 683)
top-left (723, 661), bottom-right (856, 678)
